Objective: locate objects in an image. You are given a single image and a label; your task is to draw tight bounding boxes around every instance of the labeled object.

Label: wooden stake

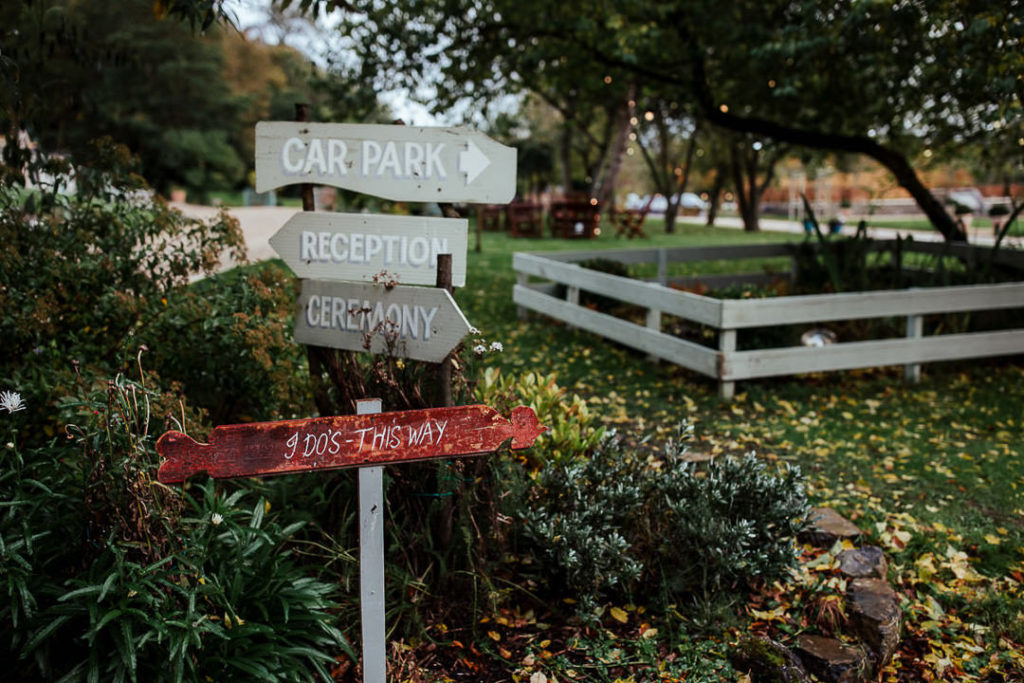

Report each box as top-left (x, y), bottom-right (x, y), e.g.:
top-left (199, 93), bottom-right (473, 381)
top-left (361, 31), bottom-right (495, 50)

top-left (436, 253), bottom-right (454, 407)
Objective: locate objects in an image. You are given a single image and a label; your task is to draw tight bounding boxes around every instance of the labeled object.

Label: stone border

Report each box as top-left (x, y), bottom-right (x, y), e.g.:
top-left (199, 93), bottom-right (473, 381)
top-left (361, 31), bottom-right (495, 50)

top-left (733, 508), bottom-right (903, 683)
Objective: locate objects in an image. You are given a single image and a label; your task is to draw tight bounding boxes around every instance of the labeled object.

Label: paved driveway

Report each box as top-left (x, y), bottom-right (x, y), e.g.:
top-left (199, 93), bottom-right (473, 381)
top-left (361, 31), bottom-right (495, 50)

top-left (171, 202), bottom-right (300, 272)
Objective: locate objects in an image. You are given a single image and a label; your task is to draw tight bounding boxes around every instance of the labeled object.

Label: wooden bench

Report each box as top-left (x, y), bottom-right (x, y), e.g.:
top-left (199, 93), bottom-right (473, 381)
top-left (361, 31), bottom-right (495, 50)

top-left (610, 195), bottom-right (655, 238)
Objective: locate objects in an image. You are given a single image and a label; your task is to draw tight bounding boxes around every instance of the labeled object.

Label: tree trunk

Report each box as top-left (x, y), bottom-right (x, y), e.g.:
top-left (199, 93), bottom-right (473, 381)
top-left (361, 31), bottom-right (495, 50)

top-left (731, 142), bottom-right (761, 232)
top-left (593, 83), bottom-right (635, 208)
top-left (706, 168), bottom-right (725, 226)
top-left (559, 117), bottom-right (573, 193)
top-left (664, 200), bottom-right (679, 234)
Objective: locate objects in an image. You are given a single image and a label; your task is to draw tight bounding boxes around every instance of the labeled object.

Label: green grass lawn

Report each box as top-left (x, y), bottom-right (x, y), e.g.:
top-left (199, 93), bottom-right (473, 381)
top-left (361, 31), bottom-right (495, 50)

top-left (448, 222), bottom-right (1024, 679)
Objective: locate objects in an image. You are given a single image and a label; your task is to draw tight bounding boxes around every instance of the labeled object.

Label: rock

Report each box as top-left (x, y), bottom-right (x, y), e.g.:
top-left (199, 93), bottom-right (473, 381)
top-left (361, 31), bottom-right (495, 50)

top-left (799, 507), bottom-right (862, 547)
top-left (837, 545), bottom-right (888, 580)
top-left (794, 635), bottom-right (869, 683)
top-left (846, 578), bottom-right (902, 674)
top-left (731, 635), bottom-right (810, 683)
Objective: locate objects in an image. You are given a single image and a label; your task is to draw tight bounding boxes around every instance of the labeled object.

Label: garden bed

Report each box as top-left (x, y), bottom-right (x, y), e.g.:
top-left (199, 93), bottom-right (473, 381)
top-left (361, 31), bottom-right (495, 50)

top-left (513, 239), bottom-right (1024, 398)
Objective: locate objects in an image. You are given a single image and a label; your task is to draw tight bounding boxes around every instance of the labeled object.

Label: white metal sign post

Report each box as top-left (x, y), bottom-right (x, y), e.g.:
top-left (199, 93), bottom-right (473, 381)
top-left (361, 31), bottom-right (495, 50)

top-left (255, 121), bottom-right (517, 204)
top-left (356, 398), bottom-right (386, 683)
top-left (270, 212), bottom-right (469, 286)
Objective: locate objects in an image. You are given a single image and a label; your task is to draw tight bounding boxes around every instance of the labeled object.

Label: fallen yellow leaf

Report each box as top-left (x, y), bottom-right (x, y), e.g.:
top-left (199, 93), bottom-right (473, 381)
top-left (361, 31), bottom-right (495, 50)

top-left (609, 606), bottom-right (629, 623)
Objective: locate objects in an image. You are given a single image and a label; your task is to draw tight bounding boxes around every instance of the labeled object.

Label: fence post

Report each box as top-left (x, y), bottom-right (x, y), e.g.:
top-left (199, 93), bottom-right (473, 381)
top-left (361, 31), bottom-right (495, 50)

top-left (565, 285), bottom-right (580, 331)
top-left (646, 306), bottom-right (661, 363)
top-left (718, 329), bottom-right (736, 400)
top-left (904, 313), bottom-right (923, 383)
top-left (516, 271), bottom-right (528, 320)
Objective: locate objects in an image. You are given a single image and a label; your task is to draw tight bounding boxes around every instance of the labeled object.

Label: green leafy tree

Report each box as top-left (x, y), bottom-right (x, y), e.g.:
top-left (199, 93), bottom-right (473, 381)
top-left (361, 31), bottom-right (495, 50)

top-left (1, 0), bottom-right (251, 196)
top-left (284, 0), bottom-right (1023, 242)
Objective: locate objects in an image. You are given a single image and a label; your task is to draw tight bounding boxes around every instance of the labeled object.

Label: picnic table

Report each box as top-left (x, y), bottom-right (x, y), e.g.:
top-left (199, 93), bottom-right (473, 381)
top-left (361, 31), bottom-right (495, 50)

top-left (477, 205), bottom-right (503, 231)
top-left (506, 202), bottom-right (544, 237)
top-left (550, 197), bottom-right (600, 239)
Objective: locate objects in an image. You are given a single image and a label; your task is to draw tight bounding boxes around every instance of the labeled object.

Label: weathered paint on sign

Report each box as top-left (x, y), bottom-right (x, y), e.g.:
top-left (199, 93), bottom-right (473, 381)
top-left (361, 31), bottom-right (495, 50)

top-left (156, 405), bottom-right (546, 483)
top-left (270, 212), bottom-right (468, 286)
top-left (255, 122), bottom-right (516, 203)
top-left (294, 279), bottom-right (472, 363)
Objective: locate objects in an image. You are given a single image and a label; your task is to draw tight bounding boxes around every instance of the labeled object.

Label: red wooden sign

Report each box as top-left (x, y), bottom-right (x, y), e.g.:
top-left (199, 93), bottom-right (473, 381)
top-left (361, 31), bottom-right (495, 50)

top-left (157, 405), bottom-right (545, 484)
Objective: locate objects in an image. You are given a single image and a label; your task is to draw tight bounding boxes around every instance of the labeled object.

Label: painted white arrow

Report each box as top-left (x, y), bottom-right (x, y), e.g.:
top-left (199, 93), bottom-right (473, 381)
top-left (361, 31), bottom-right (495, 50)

top-left (458, 139), bottom-right (491, 185)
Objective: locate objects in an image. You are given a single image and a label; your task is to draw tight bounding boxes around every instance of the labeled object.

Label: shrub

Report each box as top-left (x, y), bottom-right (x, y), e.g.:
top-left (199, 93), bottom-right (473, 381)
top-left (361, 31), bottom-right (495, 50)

top-left (475, 368), bottom-right (604, 465)
top-left (0, 140), bottom-right (245, 443)
top-left (519, 433), bottom-right (645, 613)
top-left (143, 261), bottom-right (310, 424)
top-left (643, 440), bottom-right (812, 604)
top-left (511, 424), bottom-right (811, 616)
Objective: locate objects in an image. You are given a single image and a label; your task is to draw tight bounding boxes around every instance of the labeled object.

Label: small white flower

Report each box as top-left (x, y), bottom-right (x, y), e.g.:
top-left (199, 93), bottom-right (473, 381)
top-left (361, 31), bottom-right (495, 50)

top-left (488, 341), bottom-right (504, 353)
top-left (211, 513), bottom-right (224, 526)
top-left (472, 344), bottom-right (487, 355)
top-left (0, 391), bottom-right (25, 414)
top-left (469, 326), bottom-right (481, 335)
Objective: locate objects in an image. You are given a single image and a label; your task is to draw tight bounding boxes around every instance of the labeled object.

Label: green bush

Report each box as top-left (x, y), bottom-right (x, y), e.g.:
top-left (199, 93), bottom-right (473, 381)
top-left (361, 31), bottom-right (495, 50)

top-left (1, 374), bottom-right (351, 682)
top-left (475, 368), bottom-right (605, 465)
top-left (519, 433), bottom-right (645, 613)
top-left (643, 438), bottom-right (812, 604)
top-left (511, 424), bottom-right (811, 616)
top-left (0, 140), bottom-right (245, 443)
top-left (0, 146), bottom-right (350, 680)
top-left (144, 261), bottom-right (310, 424)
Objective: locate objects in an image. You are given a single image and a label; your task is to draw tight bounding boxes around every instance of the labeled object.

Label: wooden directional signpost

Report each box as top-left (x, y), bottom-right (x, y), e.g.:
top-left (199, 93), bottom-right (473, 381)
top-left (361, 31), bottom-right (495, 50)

top-left (255, 121), bottom-right (517, 204)
top-left (157, 405), bottom-right (545, 483)
top-left (294, 279), bottom-right (472, 363)
top-left (269, 212), bottom-right (469, 286)
top-left (155, 118), bottom-right (521, 681)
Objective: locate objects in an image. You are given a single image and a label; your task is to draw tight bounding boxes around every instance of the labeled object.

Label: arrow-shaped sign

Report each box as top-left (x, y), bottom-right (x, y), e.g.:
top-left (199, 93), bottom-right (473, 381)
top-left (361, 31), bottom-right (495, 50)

top-left (270, 212), bottom-right (468, 286)
top-left (156, 405), bottom-right (546, 483)
top-left (458, 140), bottom-right (490, 185)
top-left (294, 279), bottom-right (472, 363)
top-left (255, 122), bottom-right (516, 204)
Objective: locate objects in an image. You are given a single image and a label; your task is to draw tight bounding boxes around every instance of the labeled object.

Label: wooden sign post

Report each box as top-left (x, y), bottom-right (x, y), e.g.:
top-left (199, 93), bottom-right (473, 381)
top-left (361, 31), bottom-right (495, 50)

top-left (156, 402), bottom-right (545, 682)
top-left (245, 114), bottom-right (519, 681)
top-left (356, 399), bottom-right (386, 683)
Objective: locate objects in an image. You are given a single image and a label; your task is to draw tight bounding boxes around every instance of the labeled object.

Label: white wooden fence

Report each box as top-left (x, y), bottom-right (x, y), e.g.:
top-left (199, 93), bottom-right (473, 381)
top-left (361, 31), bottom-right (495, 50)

top-left (513, 241), bottom-right (1024, 398)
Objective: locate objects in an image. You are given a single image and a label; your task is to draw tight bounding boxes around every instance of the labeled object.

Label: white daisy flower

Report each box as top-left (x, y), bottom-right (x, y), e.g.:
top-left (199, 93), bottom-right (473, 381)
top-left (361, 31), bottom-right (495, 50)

top-left (0, 391), bottom-right (26, 413)
top-left (489, 341), bottom-right (504, 352)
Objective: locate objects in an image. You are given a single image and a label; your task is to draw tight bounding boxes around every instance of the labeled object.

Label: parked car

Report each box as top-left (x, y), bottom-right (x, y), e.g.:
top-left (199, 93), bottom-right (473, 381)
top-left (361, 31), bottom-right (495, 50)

top-left (624, 192), bottom-right (707, 214)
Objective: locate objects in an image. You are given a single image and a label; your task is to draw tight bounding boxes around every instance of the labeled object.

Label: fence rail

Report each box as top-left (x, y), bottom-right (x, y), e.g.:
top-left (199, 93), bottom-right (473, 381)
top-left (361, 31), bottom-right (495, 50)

top-left (512, 241), bottom-right (1024, 398)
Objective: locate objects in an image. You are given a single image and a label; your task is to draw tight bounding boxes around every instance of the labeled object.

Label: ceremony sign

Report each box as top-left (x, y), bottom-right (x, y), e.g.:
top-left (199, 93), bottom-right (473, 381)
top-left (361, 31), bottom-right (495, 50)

top-left (293, 279), bottom-right (472, 363)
